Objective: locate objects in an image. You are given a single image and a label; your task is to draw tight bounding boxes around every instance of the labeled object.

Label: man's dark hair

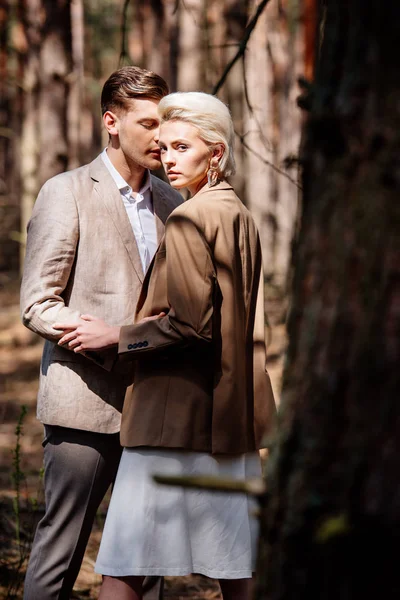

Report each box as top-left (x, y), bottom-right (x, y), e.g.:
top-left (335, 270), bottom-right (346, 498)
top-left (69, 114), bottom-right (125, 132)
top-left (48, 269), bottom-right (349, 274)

top-left (101, 66), bottom-right (169, 115)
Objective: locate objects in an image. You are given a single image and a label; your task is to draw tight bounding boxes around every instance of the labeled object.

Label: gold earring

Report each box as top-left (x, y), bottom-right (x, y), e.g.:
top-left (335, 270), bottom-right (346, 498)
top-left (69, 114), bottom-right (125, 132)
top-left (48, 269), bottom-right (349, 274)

top-left (207, 158), bottom-right (219, 187)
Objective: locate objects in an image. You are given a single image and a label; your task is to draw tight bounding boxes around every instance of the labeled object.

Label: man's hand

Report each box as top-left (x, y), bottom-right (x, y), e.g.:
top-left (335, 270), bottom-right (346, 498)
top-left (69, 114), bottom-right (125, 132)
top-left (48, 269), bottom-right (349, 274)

top-left (54, 314), bottom-right (120, 353)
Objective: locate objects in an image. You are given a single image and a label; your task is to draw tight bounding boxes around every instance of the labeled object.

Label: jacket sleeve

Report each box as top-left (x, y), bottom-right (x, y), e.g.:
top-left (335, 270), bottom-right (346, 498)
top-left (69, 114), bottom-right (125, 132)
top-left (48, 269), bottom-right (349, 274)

top-left (118, 210), bottom-right (215, 358)
top-left (20, 178), bottom-right (82, 343)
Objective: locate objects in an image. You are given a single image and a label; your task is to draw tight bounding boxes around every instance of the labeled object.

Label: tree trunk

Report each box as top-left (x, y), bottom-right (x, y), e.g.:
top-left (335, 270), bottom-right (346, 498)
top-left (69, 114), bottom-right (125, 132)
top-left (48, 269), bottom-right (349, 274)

top-left (38, 0), bottom-right (72, 184)
top-left (0, 0), bottom-right (16, 274)
top-left (222, 0), bottom-right (249, 202)
top-left (19, 0), bottom-right (42, 270)
top-left (262, 1), bottom-right (400, 598)
top-left (0, 0), bottom-right (10, 189)
top-left (68, 0), bottom-right (84, 170)
top-left (244, 0), bottom-right (302, 295)
top-left (177, 0), bottom-right (203, 91)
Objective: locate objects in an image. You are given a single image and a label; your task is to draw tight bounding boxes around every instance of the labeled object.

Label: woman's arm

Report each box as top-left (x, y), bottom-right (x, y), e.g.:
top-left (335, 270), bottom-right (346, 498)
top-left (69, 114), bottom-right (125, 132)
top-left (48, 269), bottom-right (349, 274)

top-left (54, 211), bottom-right (216, 359)
top-left (119, 211), bottom-right (215, 358)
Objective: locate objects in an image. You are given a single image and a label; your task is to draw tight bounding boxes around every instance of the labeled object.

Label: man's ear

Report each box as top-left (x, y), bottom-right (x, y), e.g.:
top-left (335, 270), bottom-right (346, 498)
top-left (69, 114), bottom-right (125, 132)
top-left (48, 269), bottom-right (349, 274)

top-left (103, 110), bottom-right (119, 137)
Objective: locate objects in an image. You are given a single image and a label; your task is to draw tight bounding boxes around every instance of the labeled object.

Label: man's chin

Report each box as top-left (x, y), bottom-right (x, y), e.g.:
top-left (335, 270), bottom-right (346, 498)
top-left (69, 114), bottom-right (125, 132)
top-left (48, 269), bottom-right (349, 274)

top-left (144, 156), bottom-right (162, 171)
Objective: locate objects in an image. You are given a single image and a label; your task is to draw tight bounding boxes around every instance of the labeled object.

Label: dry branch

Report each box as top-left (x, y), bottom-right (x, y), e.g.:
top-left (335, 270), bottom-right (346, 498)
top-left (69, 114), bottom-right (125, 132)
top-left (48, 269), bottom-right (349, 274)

top-left (153, 474), bottom-right (267, 497)
top-left (211, 0), bottom-right (272, 95)
top-left (236, 130), bottom-right (302, 189)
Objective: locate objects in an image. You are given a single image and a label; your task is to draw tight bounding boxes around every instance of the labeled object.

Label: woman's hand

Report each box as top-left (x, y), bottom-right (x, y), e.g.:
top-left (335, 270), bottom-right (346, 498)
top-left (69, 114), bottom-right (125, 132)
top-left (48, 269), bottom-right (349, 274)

top-left (54, 314), bottom-right (120, 353)
top-left (137, 311), bottom-right (166, 324)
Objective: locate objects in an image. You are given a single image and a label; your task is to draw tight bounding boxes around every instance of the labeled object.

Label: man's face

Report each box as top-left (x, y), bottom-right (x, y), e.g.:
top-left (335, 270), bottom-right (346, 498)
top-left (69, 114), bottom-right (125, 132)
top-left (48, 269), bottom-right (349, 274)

top-left (110, 98), bottom-right (162, 170)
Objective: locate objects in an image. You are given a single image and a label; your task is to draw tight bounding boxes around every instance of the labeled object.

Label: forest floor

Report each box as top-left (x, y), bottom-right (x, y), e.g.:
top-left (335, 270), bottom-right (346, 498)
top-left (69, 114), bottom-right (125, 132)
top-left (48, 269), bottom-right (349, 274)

top-left (0, 279), bottom-right (285, 600)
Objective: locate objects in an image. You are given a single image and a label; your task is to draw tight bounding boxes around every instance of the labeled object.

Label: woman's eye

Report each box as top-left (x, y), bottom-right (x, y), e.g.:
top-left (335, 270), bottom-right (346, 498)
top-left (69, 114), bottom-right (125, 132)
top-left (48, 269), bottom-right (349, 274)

top-left (177, 144), bottom-right (187, 151)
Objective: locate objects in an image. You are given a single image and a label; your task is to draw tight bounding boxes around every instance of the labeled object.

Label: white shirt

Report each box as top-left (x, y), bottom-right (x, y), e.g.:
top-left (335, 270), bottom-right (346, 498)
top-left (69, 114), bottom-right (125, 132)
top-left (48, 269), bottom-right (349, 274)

top-left (101, 148), bottom-right (158, 273)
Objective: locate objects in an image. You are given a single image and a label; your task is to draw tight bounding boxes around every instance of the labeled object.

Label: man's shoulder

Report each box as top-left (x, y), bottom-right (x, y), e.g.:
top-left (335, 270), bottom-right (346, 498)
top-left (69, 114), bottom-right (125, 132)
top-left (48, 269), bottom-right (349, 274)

top-left (40, 156), bottom-right (102, 193)
top-left (150, 174), bottom-right (183, 208)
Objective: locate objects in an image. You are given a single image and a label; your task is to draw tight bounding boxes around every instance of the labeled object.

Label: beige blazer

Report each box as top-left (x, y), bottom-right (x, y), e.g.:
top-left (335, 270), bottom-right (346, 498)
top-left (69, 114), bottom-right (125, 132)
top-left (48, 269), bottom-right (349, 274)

top-left (20, 155), bottom-right (182, 433)
top-left (117, 181), bottom-right (276, 454)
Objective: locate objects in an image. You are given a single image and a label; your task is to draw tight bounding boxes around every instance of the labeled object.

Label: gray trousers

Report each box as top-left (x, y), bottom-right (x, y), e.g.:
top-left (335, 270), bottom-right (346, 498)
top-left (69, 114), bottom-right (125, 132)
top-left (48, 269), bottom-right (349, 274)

top-left (23, 425), bottom-right (163, 600)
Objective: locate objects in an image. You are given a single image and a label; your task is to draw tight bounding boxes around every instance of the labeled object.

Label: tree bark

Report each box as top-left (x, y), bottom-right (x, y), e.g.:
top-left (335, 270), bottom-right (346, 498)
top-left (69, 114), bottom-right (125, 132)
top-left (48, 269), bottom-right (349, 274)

top-left (38, 0), bottom-right (72, 184)
top-left (244, 0), bottom-right (302, 295)
top-left (19, 0), bottom-right (42, 270)
top-left (68, 0), bottom-right (84, 170)
top-left (222, 0), bottom-right (249, 202)
top-left (0, 0), bottom-right (15, 274)
top-left (262, 1), bottom-right (400, 598)
top-left (177, 0), bottom-right (203, 91)
top-left (0, 0), bottom-right (10, 189)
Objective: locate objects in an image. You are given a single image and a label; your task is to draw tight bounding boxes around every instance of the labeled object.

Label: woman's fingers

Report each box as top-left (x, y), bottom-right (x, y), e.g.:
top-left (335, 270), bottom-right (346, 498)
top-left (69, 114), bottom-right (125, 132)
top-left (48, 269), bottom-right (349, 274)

top-left (140, 312), bottom-right (166, 323)
top-left (58, 330), bottom-right (79, 345)
top-left (68, 338), bottom-right (81, 349)
top-left (54, 322), bottom-right (79, 331)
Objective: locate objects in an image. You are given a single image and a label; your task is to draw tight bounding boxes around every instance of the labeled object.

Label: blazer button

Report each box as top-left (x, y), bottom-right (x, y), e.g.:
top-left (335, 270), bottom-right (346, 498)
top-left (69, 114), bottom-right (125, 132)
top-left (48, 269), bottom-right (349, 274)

top-left (137, 342), bottom-right (143, 348)
top-left (133, 343), bottom-right (138, 349)
top-left (143, 341), bottom-right (148, 347)
top-left (128, 344), bottom-right (133, 350)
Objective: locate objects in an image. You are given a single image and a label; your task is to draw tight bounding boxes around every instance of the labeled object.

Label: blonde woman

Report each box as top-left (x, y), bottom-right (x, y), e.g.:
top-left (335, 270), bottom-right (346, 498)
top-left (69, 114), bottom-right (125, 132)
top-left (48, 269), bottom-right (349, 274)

top-left (55, 92), bottom-right (276, 600)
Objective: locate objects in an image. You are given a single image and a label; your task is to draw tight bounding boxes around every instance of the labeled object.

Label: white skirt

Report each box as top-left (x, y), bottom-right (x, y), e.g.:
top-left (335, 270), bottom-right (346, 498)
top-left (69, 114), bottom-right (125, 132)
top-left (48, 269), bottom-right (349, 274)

top-left (95, 447), bottom-right (261, 579)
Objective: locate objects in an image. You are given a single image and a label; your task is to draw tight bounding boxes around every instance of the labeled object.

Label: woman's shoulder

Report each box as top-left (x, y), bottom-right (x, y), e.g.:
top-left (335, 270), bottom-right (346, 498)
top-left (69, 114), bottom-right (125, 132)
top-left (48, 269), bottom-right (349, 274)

top-left (166, 181), bottom-right (248, 228)
top-left (192, 181), bottom-right (242, 211)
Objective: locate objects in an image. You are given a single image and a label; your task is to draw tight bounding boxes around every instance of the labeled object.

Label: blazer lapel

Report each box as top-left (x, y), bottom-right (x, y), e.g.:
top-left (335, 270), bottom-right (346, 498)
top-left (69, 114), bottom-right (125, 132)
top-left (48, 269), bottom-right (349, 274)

top-left (151, 176), bottom-right (172, 243)
top-left (89, 156), bottom-right (144, 283)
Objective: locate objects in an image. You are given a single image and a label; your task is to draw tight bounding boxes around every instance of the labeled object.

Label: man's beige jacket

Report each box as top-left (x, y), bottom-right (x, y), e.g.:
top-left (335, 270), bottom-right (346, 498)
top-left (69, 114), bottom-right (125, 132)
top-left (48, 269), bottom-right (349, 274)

top-left (20, 155), bottom-right (182, 433)
top-left (117, 181), bottom-right (276, 454)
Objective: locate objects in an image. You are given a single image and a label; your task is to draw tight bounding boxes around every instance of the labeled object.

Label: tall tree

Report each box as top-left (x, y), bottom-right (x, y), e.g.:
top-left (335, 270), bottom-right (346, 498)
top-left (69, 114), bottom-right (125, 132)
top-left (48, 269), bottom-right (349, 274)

top-left (68, 0), bottom-right (84, 170)
top-left (244, 0), bottom-right (302, 293)
top-left (38, 0), bottom-right (72, 184)
top-left (19, 0), bottom-right (42, 268)
top-left (0, 0), bottom-right (15, 274)
top-left (262, 1), bottom-right (400, 598)
top-left (19, 0), bottom-right (73, 268)
top-left (0, 0), bottom-right (10, 189)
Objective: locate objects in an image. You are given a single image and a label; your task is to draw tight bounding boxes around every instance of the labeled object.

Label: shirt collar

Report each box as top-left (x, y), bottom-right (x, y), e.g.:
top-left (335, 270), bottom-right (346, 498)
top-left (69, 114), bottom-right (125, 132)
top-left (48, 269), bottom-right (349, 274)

top-left (101, 148), bottom-right (152, 196)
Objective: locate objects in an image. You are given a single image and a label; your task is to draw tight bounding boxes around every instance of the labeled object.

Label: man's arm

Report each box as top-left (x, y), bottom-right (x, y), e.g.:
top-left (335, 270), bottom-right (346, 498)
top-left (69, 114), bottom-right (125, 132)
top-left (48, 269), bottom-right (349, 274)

top-left (20, 177), bottom-right (82, 342)
top-left (54, 211), bottom-right (215, 359)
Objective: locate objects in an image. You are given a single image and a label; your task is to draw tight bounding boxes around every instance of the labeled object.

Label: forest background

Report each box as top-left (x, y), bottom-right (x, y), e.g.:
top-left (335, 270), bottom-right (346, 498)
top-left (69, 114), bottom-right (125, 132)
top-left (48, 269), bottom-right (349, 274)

top-left (0, 0), bottom-right (307, 598)
top-left (1, 0), bottom-right (398, 599)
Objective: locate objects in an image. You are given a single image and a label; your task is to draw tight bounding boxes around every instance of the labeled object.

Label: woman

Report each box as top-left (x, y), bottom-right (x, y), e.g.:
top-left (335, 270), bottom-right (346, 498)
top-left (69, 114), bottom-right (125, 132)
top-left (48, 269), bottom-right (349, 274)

top-left (56, 92), bottom-right (276, 600)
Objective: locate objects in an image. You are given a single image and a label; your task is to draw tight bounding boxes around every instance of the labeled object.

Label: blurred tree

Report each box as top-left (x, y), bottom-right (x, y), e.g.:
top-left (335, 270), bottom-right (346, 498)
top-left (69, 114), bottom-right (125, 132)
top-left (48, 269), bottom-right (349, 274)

top-left (0, 0), bottom-right (14, 274)
top-left (19, 0), bottom-right (42, 269)
top-left (38, 0), bottom-right (72, 183)
top-left (244, 0), bottom-right (302, 299)
top-left (68, 0), bottom-right (84, 169)
top-left (0, 0), bottom-right (10, 189)
top-left (262, 0), bottom-right (400, 598)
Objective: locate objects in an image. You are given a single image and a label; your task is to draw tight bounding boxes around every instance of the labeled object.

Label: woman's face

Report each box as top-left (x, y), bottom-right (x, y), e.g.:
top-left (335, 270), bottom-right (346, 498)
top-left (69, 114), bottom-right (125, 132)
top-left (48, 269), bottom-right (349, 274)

top-left (158, 120), bottom-right (213, 195)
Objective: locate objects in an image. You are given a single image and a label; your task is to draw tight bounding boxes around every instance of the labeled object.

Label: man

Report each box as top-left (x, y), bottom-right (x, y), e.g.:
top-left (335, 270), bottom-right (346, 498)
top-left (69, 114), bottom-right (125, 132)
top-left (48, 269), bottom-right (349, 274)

top-left (20, 66), bottom-right (182, 600)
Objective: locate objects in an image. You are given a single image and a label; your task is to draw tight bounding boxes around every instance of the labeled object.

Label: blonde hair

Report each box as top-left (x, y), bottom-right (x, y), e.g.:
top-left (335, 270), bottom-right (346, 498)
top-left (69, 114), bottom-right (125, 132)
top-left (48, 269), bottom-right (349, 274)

top-left (158, 92), bottom-right (236, 177)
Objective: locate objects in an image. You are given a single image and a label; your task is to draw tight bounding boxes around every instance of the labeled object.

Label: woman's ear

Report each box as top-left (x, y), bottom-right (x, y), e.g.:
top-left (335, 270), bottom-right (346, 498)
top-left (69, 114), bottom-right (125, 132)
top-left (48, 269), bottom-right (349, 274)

top-left (212, 144), bottom-right (224, 161)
